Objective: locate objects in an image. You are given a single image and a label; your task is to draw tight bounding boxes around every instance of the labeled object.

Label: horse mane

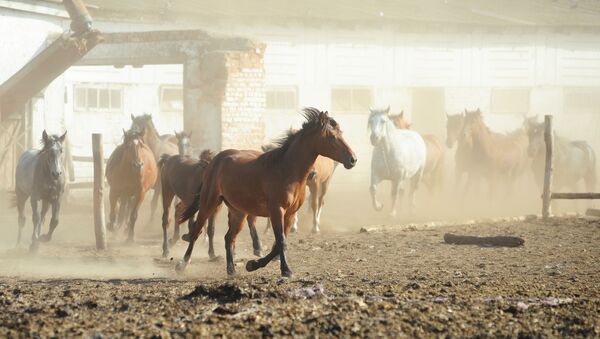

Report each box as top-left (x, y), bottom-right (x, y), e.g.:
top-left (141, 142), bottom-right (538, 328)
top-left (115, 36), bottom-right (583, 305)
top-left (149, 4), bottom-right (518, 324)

top-left (261, 108), bottom-right (331, 164)
top-left (39, 134), bottom-right (62, 154)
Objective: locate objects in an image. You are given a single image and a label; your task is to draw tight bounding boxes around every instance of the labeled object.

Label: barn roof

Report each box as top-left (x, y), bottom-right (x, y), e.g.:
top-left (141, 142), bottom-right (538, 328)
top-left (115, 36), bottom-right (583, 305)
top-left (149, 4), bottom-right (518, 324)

top-left (27, 0), bottom-right (600, 29)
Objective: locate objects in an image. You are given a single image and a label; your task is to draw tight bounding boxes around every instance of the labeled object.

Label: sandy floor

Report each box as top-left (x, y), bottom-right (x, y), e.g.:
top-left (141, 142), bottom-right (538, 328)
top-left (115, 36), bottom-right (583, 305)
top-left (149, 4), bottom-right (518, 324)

top-left (0, 209), bottom-right (598, 337)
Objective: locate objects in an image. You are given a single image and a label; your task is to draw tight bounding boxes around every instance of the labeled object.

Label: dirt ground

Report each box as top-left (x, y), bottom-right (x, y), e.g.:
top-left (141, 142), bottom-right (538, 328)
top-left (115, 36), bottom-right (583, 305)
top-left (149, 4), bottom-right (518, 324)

top-left (0, 197), bottom-right (599, 338)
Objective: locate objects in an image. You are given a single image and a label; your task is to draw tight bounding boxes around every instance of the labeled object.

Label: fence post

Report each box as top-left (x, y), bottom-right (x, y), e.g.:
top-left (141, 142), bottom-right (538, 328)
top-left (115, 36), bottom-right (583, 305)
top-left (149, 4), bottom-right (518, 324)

top-left (92, 133), bottom-right (107, 250)
top-left (542, 115), bottom-right (553, 220)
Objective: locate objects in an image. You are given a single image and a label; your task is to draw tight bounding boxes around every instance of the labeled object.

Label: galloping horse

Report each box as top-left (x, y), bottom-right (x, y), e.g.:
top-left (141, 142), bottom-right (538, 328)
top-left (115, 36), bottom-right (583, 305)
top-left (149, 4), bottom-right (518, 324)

top-left (445, 111), bottom-right (480, 195)
top-left (178, 108), bottom-right (356, 277)
top-left (14, 130), bottom-right (67, 252)
top-left (262, 142), bottom-right (338, 234)
top-left (389, 111), bottom-right (445, 195)
top-left (368, 107), bottom-right (426, 217)
top-left (106, 128), bottom-right (157, 242)
top-left (460, 109), bottom-right (529, 197)
top-left (158, 150), bottom-right (262, 258)
top-left (130, 114), bottom-right (178, 220)
top-left (525, 117), bottom-right (596, 192)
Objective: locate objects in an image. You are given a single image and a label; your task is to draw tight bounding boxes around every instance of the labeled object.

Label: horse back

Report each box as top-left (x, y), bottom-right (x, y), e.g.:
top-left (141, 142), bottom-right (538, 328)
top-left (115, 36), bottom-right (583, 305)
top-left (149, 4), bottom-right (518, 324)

top-left (15, 149), bottom-right (38, 196)
top-left (161, 155), bottom-right (205, 204)
top-left (140, 144), bottom-right (158, 191)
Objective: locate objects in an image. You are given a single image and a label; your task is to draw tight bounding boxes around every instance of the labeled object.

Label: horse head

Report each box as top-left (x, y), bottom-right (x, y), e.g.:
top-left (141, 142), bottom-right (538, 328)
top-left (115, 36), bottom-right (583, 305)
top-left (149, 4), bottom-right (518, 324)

top-left (389, 111), bottom-right (411, 129)
top-left (303, 108), bottom-right (356, 169)
top-left (41, 130), bottom-right (67, 179)
top-left (368, 106), bottom-right (392, 147)
top-left (123, 128), bottom-right (146, 174)
top-left (175, 130), bottom-right (192, 156)
top-left (445, 111), bottom-right (466, 148)
top-left (525, 119), bottom-right (545, 157)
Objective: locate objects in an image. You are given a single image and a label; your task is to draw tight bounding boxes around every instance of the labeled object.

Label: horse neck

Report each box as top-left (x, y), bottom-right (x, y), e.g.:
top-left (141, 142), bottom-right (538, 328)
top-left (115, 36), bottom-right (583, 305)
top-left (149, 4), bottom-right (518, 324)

top-left (469, 121), bottom-right (494, 157)
top-left (281, 135), bottom-right (319, 182)
top-left (143, 121), bottom-right (161, 150)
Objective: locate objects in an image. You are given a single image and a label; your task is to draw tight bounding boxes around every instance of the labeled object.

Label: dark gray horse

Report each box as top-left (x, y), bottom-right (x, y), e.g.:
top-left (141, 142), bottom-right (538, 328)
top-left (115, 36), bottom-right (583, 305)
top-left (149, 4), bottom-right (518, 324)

top-left (14, 130), bottom-right (67, 251)
top-left (526, 118), bottom-right (596, 192)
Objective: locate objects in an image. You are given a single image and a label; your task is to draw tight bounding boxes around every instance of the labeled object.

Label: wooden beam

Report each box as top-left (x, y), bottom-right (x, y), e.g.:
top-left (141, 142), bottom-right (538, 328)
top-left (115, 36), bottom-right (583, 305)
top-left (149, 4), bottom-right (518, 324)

top-left (551, 193), bottom-right (600, 200)
top-left (542, 115), bottom-right (553, 220)
top-left (92, 133), bottom-right (106, 250)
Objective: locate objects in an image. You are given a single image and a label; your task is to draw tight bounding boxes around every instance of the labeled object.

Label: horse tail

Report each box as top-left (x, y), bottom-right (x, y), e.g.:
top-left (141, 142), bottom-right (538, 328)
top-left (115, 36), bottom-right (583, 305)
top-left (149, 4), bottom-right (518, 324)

top-left (179, 187), bottom-right (201, 224)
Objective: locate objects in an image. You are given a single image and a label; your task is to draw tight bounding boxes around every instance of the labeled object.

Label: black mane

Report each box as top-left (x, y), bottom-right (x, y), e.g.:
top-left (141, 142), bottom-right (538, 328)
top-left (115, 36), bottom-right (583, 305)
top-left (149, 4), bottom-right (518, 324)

top-left (262, 107), bottom-right (333, 163)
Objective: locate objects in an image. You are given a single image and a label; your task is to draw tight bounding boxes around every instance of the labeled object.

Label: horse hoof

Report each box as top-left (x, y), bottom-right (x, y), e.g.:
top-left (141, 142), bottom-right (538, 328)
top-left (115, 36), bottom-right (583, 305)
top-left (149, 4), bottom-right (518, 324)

top-left (168, 238), bottom-right (178, 247)
top-left (312, 227), bottom-right (320, 234)
top-left (209, 255), bottom-right (222, 262)
top-left (291, 226), bottom-right (298, 233)
top-left (375, 203), bottom-right (384, 211)
top-left (181, 234), bottom-right (191, 242)
top-left (39, 234), bottom-right (51, 242)
top-left (227, 266), bottom-right (236, 276)
top-left (253, 249), bottom-right (262, 257)
top-left (281, 269), bottom-right (293, 278)
top-left (175, 260), bottom-right (188, 273)
top-left (245, 260), bottom-right (260, 272)
top-left (29, 243), bottom-right (39, 253)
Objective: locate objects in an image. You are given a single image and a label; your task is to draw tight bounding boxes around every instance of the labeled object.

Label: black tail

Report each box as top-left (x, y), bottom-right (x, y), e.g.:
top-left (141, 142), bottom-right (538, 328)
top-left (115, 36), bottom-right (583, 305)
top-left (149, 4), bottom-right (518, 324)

top-left (157, 153), bottom-right (170, 169)
top-left (178, 187), bottom-right (201, 224)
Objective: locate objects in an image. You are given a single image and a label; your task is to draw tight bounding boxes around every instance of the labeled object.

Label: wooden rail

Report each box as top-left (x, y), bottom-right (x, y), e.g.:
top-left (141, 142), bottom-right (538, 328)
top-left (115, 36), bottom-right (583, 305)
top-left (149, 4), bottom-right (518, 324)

top-left (541, 114), bottom-right (600, 220)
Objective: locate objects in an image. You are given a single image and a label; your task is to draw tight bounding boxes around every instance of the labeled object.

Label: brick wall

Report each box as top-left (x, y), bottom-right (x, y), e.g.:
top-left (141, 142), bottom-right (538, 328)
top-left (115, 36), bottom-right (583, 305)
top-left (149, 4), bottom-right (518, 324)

top-left (220, 46), bottom-right (266, 150)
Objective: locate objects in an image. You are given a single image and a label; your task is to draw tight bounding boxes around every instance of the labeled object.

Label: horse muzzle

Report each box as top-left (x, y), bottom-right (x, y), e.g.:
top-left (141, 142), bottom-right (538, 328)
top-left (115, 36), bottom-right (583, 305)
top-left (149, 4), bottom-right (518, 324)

top-left (370, 135), bottom-right (381, 146)
top-left (344, 156), bottom-right (357, 169)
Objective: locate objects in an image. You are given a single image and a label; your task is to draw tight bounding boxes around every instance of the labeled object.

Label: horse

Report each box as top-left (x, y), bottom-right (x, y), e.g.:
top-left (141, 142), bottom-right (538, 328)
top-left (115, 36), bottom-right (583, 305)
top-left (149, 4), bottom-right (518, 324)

top-left (14, 130), bottom-right (67, 252)
top-left (262, 142), bottom-right (338, 234)
top-left (158, 150), bottom-right (263, 259)
top-left (389, 111), bottom-right (445, 195)
top-left (130, 114), bottom-right (178, 221)
top-left (175, 131), bottom-right (192, 156)
top-left (177, 108), bottom-right (356, 277)
top-left (368, 107), bottom-right (426, 218)
top-left (525, 117), bottom-right (596, 193)
top-left (106, 128), bottom-right (157, 242)
top-left (460, 109), bottom-right (529, 197)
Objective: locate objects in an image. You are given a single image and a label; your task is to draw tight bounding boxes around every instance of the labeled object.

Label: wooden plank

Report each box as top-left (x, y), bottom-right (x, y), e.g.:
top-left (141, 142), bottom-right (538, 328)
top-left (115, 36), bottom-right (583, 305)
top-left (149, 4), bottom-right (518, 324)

top-left (586, 209), bottom-right (600, 217)
top-left (551, 193), bottom-right (600, 200)
top-left (542, 115), bottom-right (553, 220)
top-left (92, 133), bottom-right (107, 250)
top-left (72, 155), bottom-right (108, 163)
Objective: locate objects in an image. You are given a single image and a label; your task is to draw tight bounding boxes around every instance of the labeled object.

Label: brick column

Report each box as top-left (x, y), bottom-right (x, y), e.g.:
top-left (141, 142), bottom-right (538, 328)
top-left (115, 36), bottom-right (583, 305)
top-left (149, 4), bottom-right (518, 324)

top-left (183, 44), bottom-right (265, 153)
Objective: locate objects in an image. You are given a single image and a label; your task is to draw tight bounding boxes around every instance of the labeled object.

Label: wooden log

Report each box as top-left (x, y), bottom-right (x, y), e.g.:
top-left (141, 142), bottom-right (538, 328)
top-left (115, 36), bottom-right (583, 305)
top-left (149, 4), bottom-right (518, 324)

top-left (586, 208), bottom-right (600, 217)
top-left (92, 133), bottom-right (106, 250)
top-left (551, 192), bottom-right (600, 200)
top-left (542, 115), bottom-right (553, 220)
top-left (444, 233), bottom-right (524, 247)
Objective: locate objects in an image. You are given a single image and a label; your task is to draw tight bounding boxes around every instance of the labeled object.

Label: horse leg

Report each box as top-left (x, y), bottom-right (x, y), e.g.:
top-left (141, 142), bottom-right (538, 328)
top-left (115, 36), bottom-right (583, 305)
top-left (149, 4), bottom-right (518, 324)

top-left (148, 182), bottom-right (161, 224)
top-left (389, 179), bottom-right (400, 218)
top-left (246, 215), bottom-right (263, 257)
top-left (107, 189), bottom-right (118, 232)
top-left (314, 181), bottom-right (329, 233)
top-left (176, 193), bottom-right (221, 272)
top-left (29, 198), bottom-right (41, 253)
top-left (246, 207), bottom-right (293, 277)
top-left (118, 196), bottom-right (132, 232)
top-left (40, 200), bottom-right (59, 242)
top-left (161, 188), bottom-right (175, 258)
top-left (309, 185), bottom-right (319, 233)
top-left (126, 193), bottom-right (143, 243)
top-left (16, 190), bottom-right (27, 246)
top-left (224, 209), bottom-right (246, 276)
top-left (409, 170), bottom-right (423, 215)
top-left (206, 214), bottom-right (217, 260)
top-left (170, 201), bottom-right (182, 247)
top-left (370, 174), bottom-right (384, 211)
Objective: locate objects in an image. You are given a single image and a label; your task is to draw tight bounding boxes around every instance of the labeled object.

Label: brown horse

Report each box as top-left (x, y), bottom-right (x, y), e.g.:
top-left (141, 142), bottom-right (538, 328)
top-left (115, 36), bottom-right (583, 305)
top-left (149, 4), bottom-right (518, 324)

top-left (158, 150), bottom-right (262, 258)
top-left (106, 128), bottom-right (157, 242)
top-left (389, 111), bottom-right (445, 195)
top-left (130, 114), bottom-right (178, 221)
top-left (460, 109), bottom-right (529, 197)
top-left (178, 108), bottom-right (356, 277)
top-left (263, 142), bottom-right (338, 234)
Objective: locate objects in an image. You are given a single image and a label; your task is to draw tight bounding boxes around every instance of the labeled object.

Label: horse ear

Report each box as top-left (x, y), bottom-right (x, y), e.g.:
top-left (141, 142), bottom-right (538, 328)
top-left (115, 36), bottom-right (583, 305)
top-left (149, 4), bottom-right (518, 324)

top-left (130, 114), bottom-right (135, 121)
top-left (122, 128), bottom-right (127, 136)
top-left (58, 131), bottom-right (67, 143)
top-left (400, 110), bottom-right (404, 117)
top-left (385, 105), bottom-right (390, 114)
top-left (42, 130), bottom-right (49, 143)
top-left (476, 108), bottom-right (481, 113)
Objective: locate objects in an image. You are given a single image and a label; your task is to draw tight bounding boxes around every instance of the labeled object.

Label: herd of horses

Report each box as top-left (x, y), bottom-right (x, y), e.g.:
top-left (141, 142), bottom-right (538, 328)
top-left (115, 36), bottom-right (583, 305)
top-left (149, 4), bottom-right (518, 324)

top-left (11, 106), bottom-right (596, 277)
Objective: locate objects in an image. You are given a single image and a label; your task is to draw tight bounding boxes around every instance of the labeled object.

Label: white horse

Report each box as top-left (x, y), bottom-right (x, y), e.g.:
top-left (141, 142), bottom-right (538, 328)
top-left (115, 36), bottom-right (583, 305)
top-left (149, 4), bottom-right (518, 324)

top-left (368, 107), bottom-right (427, 217)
